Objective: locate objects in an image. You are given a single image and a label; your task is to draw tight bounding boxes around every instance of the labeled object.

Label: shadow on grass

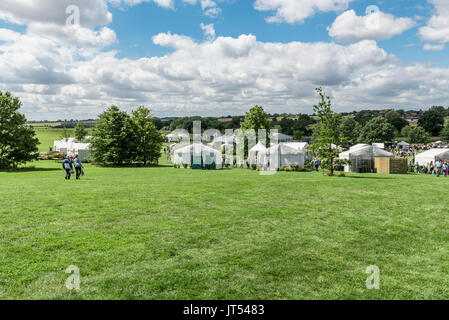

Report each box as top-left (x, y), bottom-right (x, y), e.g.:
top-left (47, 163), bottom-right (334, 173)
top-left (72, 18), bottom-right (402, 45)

top-left (0, 167), bottom-right (61, 173)
top-left (344, 175), bottom-right (394, 180)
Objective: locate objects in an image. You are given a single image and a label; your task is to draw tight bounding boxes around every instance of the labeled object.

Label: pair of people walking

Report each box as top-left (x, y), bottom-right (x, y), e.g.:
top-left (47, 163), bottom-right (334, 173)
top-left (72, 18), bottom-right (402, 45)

top-left (62, 155), bottom-right (84, 180)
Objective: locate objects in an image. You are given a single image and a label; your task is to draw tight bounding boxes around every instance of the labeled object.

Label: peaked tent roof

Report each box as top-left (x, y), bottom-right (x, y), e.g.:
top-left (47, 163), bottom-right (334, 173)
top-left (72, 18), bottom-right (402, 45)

top-left (266, 144), bottom-right (301, 155)
top-left (249, 141), bottom-right (267, 153)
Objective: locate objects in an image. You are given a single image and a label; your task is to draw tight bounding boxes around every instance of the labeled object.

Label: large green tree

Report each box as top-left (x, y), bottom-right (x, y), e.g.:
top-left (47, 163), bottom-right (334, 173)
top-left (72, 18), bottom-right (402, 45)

top-left (0, 92), bottom-right (39, 168)
top-left (418, 107), bottom-right (445, 136)
top-left (358, 117), bottom-right (396, 144)
top-left (90, 106), bottom-right (136, 166)
top-left (310, 88), bottom-right (348, 176)
top-left (385, 111), bottom-right (409, 132)
top-left (131, 106), bottom-right (164, 166)
top-left (440, 122), bottom-right (449, 142)
top-left (338, 117), bottom-right (361, 146)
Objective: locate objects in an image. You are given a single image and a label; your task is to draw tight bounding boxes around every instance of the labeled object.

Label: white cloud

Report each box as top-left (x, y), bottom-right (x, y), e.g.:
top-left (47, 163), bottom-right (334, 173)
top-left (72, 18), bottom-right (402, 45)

top-left (200, 23), bottom-right (216, 41)
top-left (3, 25), bottom-right (449, 121)
top-left (328, 10), bottom-right (416, 43)
top-left (0, 0), bottom-right (112, 27)
top-left (183, 0), bottom-right (222, 18)
top-left (419, 0), bottom-right (449, 43)
top-left (254, 0), bottom-right (354, 24)
top-left (423, 43), bottom-right (445, 51)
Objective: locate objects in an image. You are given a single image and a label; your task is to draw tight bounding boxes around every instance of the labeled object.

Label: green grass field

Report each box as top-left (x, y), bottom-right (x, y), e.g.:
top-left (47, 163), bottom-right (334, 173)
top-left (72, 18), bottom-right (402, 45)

top-left (1, 159), bottom-right (449, 300)
top-left (34, 128), bottom-right (92, 152)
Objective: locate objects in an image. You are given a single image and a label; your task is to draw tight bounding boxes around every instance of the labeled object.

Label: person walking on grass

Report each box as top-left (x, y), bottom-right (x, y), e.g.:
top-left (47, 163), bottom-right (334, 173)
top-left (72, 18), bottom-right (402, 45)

top-left (73, 154), bottom-right (83, 180)
top-left (62, 156), bottom-right (74, 180)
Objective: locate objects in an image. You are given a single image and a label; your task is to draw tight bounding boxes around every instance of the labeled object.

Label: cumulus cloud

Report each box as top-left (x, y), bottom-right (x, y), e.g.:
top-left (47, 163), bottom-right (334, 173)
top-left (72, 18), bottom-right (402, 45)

top-left (328, 10), bottom-right (416, 43)
top-left (3, 24), bottom-right (449, 121)
top-left (0, 0), bottom-right (448, 121)
top-left (419, 0), bottom-right (449, 43)
top-left (254, 0), bottom-right (354, 24)
top-left (0, 0), bottom-right (112, 27)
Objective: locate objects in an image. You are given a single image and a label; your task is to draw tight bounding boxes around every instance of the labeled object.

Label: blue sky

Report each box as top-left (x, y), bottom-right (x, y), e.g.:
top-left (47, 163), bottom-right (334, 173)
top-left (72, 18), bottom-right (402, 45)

top-left (107, 0), bottom-right (446, 64)
top-left (0, 0), bottom-right (448, 120)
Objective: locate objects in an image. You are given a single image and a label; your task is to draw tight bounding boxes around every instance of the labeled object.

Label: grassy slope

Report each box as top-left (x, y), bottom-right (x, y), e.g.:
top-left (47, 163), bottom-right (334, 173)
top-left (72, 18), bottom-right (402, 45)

top-left (1, 161), bottom-right (449, 299)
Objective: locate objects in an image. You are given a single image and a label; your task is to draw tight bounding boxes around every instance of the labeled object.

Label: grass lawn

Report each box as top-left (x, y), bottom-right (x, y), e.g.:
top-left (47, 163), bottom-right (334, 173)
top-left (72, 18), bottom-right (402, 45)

top-left (1, 160), bottom-right (449, 300)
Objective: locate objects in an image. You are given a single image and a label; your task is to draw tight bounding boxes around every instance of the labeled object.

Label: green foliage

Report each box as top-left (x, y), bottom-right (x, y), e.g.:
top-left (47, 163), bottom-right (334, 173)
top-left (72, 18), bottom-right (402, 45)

top-left (74, 122), bottom-right (88, 141)
top-left (131, 106), bottom-right (164, 165)
top-left (60, 125), bottom-right (71, 140)
top-left (385, 111), bottom-right (409, 133)
top-left (90, 106), bottom-right (136, 166)
top-left (358, 117), bottom-right (396, 144)
top-left (440, 122), bottom-right (449, 142)
top-left (293, 130), bottom-right (304, 141)
top-left (0, 91), bottom-right (39, 168)
top-left (310, 88), bottom-right (348, 176)
top-left (418, 107), bottom-right (445, 136)
top-left (241, 105), bottom-right (271, 134)
top-left (279, 115), bottom-right (314, 137)
top-left (338, 117), bottom-right (361, 146)
top-left (401, 126), bottom-right (430, 144)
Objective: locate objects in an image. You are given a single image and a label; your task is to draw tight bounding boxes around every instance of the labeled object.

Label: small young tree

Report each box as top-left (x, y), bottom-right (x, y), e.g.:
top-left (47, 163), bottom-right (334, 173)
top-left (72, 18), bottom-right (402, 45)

top-left (60, 124), bottom-right (71, 141)
top-left (131, 106), bottom-right (164, 166)
top-left (0, 91), bottom-right (39, 168)
top-left (240, 105), bottom-right (271, 139)
top-left (310, 88), bottom-right (348, 176)
top-left (240, 105), bottom-right (271, 156)
top-left (90, 106), bottom-right (135, 166)
top-left (74, 122), bottom-right (88, 141)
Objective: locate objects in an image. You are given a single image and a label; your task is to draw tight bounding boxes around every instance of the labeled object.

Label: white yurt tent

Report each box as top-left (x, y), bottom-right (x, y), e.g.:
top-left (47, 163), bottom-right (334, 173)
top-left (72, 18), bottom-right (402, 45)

top-left (248, 141), bottom-right (267, 165)
top-left (339, 145), bottom-right (394, 173)
top-left (173, 144), bottom-right (222, 169)
top-left (265, 144), bottom-right (305, 169)
top-left (415, 149), bottom-right (449, 166)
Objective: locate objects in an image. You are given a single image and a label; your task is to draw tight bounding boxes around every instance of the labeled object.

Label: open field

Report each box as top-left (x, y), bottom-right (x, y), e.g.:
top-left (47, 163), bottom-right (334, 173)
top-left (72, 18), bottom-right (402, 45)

top-left (34, 128), bottom-right (92, 152)
top-left (1, 160), bottom-right (449, 299)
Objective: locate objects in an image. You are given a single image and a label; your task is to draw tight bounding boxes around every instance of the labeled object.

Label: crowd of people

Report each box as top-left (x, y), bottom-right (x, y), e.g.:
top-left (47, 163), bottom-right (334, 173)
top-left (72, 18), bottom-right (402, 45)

top-left (415, 160), bottom-right (449, 176)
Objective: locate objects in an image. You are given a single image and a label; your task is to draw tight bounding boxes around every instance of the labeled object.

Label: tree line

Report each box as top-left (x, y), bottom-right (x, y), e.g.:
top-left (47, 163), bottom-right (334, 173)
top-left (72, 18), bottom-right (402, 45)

top-left (1, 89), bottom-right (449, 169)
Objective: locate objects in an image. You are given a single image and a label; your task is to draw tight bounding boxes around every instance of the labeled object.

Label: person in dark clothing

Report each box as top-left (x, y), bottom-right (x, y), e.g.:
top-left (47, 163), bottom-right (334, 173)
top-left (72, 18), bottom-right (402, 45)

top-left (73, 154), bottom-right (83, 180)
top-left (62, 156), bottom-right (73, 180)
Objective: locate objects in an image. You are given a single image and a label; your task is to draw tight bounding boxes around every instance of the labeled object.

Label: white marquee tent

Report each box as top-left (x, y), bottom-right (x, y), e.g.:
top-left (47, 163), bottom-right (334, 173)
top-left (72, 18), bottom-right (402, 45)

top-left (339, 145), bottom-right (394, 173)
top-left (272, 132), bottom-right (293, 143)
top-left (415, 149), bottom-right (449, 166)
top-left (248, 141), bottom-right (267, 165)
top-left (173, 144), bottom-right (222, 169)
top-left (264, 144), bottom-right (305, 168)
top-left (53, 138), bottom-right (91, 161)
